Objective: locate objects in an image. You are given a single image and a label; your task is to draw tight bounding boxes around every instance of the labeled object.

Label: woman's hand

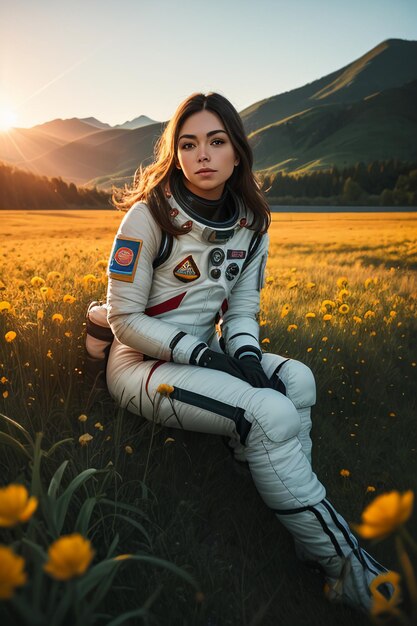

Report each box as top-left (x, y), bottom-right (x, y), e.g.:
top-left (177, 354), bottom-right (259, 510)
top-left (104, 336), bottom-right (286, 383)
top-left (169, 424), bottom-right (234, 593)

top-left (236, 355), bottom-right (273, 389)
top-left (195, 349), bottom-right (272, 388)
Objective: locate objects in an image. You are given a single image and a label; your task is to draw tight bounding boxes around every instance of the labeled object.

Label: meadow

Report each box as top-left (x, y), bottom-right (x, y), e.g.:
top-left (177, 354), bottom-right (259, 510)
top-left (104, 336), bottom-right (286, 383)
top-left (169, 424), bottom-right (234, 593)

top-left (0, 210), bottom-right (416, 626)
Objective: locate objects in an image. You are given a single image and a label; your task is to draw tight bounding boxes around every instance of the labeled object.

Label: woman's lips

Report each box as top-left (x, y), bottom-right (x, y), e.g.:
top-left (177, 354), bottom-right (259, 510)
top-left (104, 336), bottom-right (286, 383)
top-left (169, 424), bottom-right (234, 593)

top-left (196, 170), bottom-right (216, 175)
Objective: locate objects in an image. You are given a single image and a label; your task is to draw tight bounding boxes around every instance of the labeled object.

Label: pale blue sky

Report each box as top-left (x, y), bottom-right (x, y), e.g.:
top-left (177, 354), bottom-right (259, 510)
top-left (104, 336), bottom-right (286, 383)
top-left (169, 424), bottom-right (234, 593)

top-left (1, 0), bottom-right (416, 128)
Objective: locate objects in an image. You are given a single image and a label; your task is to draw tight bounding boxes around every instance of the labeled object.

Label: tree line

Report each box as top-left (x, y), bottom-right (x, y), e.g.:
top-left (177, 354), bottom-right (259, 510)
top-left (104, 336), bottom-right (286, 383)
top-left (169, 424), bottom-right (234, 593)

top-left (0, 162), bottom-right (110, 210)
top-left (260, 160), bottom-right (417, 206)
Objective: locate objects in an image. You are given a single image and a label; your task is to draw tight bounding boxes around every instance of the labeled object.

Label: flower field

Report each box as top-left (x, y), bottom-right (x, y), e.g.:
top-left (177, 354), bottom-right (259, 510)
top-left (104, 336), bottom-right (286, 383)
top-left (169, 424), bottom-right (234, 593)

top-left (0, 209), bottom-right (416, 625)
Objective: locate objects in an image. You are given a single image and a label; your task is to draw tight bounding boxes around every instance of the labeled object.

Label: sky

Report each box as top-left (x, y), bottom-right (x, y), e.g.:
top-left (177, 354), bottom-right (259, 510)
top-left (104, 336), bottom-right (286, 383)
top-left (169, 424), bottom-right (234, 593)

top-left (1, 0), bottom-right (416, 129)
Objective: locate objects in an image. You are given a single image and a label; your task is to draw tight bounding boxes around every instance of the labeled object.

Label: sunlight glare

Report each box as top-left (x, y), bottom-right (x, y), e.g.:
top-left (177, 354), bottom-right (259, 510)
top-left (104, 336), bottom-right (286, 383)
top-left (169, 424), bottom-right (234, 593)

top-left (0, 107), bottom-right (18, 131)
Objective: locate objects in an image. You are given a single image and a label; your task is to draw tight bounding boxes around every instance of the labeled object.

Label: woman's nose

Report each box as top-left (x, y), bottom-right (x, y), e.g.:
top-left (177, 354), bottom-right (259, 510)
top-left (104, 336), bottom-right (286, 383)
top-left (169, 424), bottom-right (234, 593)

top-left (197, 149), bottom-right (209, 162)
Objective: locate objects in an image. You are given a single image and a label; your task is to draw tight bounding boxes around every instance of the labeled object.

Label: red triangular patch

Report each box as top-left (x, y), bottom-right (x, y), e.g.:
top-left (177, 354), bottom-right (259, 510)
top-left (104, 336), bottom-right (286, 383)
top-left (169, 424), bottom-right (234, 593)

top-left (173, 255), bottom-right (201, 282)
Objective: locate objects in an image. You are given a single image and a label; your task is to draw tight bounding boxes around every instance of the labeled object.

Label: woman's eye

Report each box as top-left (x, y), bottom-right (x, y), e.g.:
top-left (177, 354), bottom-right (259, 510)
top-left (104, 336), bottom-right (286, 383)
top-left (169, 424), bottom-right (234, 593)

top-left (212, 139), bottom-right (225, 145)
top-left (180, 143), bottom-right (194, 150)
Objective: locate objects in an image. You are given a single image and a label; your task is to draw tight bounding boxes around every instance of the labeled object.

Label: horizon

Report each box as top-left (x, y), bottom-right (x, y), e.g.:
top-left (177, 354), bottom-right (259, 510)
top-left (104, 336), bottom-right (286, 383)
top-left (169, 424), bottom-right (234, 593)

top-left (1, 0), bottom-right (417, 130)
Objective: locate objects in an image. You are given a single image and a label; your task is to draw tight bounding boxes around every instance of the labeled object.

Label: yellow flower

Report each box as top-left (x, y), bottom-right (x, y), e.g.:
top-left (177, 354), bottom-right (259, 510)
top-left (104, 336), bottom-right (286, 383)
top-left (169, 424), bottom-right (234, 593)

top-left (64, 331), bottom-right (72, 338)
top-left (164, 437), bottom-right (175, 445)
top-left (0, 377), bottom-right (8, 384)
top-left (364, 278), bottom-right (374, 289)
top-left (364, 310), bottom-right (376, 319)
top-left (44, 534), bottom-right (95, 580)
top-left (367, 486), bottom-right (376, 493)
top-left (305, 312), bottom-right (316, 319)
top-left (0, 484), bottom-right (38, 527)
top-left (125, 445), bottom-right (133, 454)
top-left (79, 433), bottom-right (93, 446)
top-left (78, 414), bottom-right (88, 422)
top-left (369, 571), bottom-right (402, 619)
top-left (323, 314), bottom-right (332, 321)
top-left (353, 316), bottom-right (362, 324)
top-left (46, 349), bottom-right (53, 359)
top-left (51, 313), bottom-right (64, 324)
top-left (286, 280), bottom-right (298, 289)
top-left (340, 469), bottom-right (350, 478)
top-left (63, 294), bottom-right (76, 304)
top-left (389, 310), bottom-right (397, 318)
top-left (322, 336), bottom-right (328, 342)
top-left (337, 276), bottom-right (348, 289)
top-left (321, 300), bottom-right (336, 310)
top-left (259, 319), bottom-right (267, 326)
top-left (94, 422), bottom-right (104, 431)
top-left (47, 271), bottom-right (62, 282)
top-left (30, 276), bottom-right (45, 287)
top-left (338, 289), bottom-right (350, 299)
top-left (287, 324), bottom-right (298, 332)
top-left (370, 331), bottom-right (377, 337)
top-left (306, 282), bottom-right (316, 289)
top-left (307, 347), bottom-right (313, 353)
top-left (265, 276), bottom-right (274, 284)
top-left (280, 303), bottom-right (291, 318)
top-left (2, 391), bottom-right (8, 399)
top-left (0, 545), bottom-right (27, 599)
top-left (0, 301), bottom-right (11, 313)
top-left (339, 304), bottom-right (349, 314)
top-left (157, 384), bottom-right (174, 396)
top-left (82, 274), bottom-right (97, 288)
top-left (37, 309), bottom-right (44, 320)
top-left (94, 260), bottom-right (108, 271)
top-left (40, 286), bottom-right (54, 301)
top-left (261, 338), bottom-right (270, 344)
top-left (5, 331), bottom-right (16, 342)
top-left (353, 490), bottom-right (414, 539)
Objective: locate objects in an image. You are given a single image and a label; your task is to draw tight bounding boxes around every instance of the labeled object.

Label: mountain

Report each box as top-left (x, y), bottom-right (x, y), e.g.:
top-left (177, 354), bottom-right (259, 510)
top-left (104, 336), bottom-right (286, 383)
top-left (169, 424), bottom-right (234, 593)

top-left (115, 115), bottom-right (158, 130)
top-left (0, 38), bottom-right (416, 189)
top-left (241, 38), bottom-right (417, 134)
top-left (250, 79), bottom-right (417, 174)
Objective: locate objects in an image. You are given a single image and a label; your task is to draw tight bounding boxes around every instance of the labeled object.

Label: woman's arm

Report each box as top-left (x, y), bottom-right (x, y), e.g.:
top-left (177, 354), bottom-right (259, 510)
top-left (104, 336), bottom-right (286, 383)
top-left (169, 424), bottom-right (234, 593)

top-left (106, 203), bottom-right (205, 363)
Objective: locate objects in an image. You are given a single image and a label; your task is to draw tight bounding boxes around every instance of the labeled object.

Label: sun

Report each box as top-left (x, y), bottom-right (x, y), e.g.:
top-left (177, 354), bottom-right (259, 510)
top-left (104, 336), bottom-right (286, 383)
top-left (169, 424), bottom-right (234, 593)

top-left (0, 107), bottom-right (18, 132)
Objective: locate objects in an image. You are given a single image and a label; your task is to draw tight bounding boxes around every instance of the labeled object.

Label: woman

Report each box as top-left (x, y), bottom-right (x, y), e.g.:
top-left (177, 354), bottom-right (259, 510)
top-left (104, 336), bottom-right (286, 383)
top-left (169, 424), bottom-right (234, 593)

top-left (87, 92), bottom-right (389, 611)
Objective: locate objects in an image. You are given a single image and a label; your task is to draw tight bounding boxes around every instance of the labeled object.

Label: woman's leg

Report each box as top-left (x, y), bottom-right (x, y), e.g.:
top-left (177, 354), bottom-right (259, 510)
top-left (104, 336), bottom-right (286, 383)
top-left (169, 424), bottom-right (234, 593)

top-left (107, 340), bottom-right (388, 611)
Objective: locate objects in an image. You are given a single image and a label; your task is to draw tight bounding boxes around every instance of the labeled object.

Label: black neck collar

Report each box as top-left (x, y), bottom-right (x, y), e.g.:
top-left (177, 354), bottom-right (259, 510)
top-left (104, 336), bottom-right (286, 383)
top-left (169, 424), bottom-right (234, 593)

top-left (171, 174), bottom-right (235, 224)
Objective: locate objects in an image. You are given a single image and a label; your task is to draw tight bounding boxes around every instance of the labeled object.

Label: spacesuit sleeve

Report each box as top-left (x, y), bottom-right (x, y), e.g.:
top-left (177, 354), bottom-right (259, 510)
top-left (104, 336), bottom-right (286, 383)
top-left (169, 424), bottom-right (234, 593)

top-left (106, 202), bottom-right (204, 363)
top-left (221, 232), bottom-right (269, 360)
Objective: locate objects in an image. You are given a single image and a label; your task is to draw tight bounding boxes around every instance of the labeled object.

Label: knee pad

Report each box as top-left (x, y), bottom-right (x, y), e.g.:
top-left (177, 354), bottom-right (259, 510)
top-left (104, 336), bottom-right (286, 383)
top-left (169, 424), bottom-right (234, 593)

top-left (245, 389), bottom-right (302, 446)
top-left (276, 360), bottom-right (316, 409)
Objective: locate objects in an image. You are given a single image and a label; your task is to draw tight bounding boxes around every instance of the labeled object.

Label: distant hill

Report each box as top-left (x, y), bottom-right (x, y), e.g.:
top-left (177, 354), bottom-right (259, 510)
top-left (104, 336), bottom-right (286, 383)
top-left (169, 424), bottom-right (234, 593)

top-left (250, 79), bottom-right (417, 174)
top-left (0, 38), bottom-right (416, 190)
top-left (241, 39), bottom-right (417, 133)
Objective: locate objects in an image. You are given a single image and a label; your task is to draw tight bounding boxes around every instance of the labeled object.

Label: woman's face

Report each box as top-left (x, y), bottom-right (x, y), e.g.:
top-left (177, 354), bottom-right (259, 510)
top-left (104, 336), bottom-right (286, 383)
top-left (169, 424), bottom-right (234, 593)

top-left (176, 110), bottom-right (239, 200)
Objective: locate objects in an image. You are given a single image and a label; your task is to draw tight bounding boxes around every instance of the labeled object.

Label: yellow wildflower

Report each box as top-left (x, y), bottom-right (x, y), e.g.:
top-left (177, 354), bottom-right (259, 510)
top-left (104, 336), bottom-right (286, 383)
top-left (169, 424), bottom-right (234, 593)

top-left (367, 486), bottom-right (376, 493)
top-left (44, 534), bottom-right (95, 580)
top-left (51, 313), bottom-right (64, 324)
top-left (94, 422), bottom-right (104, 431)
top-left (280, 304), bottom-right (291, 318)
top-left (30, 276), bottom-right (45, 287)
top-left (369, 571), bottom-right (402, 619)
top-left (389, 310), bottom-right (397, 318)
top-left (64, 331), bottom-right (72, 338)
top-left (353, 490), bottom-right (414, 539)
top-left (353, 316), bottom-right (362, 324)
top-left (265, 276), bottom-right (274, 284)
top-left (46, 349), bottom-right (53, 359)
top-left (364, 310), bottom-right (376, 319)
top-left (370, 331), bottom-right (377, 337)
top-left (340, 469), bottom-right (350, 478)
top-left (63, 294), bottom-right (76, 304)
top-left (78, 433), bottom-right (93, 446)
top-left (322, 336), bottom-right (328, 342)
top-left (287, 280), bottom-right (298, 289)
top-left (37, 310), bottom-right (44, 320)
top-left (321, 300), bottom-right (336, 310)
top-left (156, 384), bottom-right (174, 396)
top-left (5, 331), bottom-right (16, 342)
top-left (2, 391), bottom-right (8, 399)
top-left (261, 338), bottom-right (270, 344)
top-left (0, 484), bottom-right (38, 527)
top-left (78, 414), bottom-right (88, 422)
top-left (287, 324), bottom-right (298, 332)
top-left (337, 277), bottom-right (348, 289)
top-left (259, 319), bottom-right (267, 326)
top-left (0, 546), bottom-right (27, 599)
top-left (339, 304), bottom-right (349, 314)
top-left (125, 445), bottom-right (133, 454)
top-left (82, 274), bottom-right (97, 287)
top-left (47, 271), bottom-right (62, 282)
top-left (0, 301), bottom-right (11, 313)
top-left (307, 347), bottom-right (313, 353)
top-left (323, 314), bottom-right (332, 321)
top-left (0, 377), bottom-right (7, 384)
top-left (40, 286), bottom-right (54, 301)
top-left (305, 312), bottom-right (316, 319)
top-left (94, 260), bottom-right (108, 271)
top-left (338, 289), bottom-right (350, 299)
top-left (306, 282), bottom-right (316, 289)
top-left (364, 278), bottom-right (374, 289)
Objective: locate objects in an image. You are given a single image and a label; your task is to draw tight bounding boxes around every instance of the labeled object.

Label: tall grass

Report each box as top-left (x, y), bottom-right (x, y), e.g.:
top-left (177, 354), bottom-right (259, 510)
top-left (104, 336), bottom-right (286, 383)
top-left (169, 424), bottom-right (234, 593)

top-left (0, 210), bottom-right (416, 625)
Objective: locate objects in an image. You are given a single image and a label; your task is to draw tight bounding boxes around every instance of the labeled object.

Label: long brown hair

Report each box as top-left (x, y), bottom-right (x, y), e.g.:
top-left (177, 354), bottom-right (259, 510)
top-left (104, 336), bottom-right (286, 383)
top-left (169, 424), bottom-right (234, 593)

top-left (112, 92), bottom-right (270, 235)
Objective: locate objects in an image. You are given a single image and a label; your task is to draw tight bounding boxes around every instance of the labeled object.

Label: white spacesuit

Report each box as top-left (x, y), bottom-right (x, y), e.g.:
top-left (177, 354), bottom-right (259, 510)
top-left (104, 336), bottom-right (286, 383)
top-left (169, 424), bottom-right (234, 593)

top-left (86, 179), bottom-right (389, 610)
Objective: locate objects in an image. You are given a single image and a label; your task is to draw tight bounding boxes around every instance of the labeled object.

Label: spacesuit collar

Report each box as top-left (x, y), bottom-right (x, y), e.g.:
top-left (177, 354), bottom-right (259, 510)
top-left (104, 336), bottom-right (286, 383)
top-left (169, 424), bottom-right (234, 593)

top-left (169, 173), bottom-right (241, 230)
